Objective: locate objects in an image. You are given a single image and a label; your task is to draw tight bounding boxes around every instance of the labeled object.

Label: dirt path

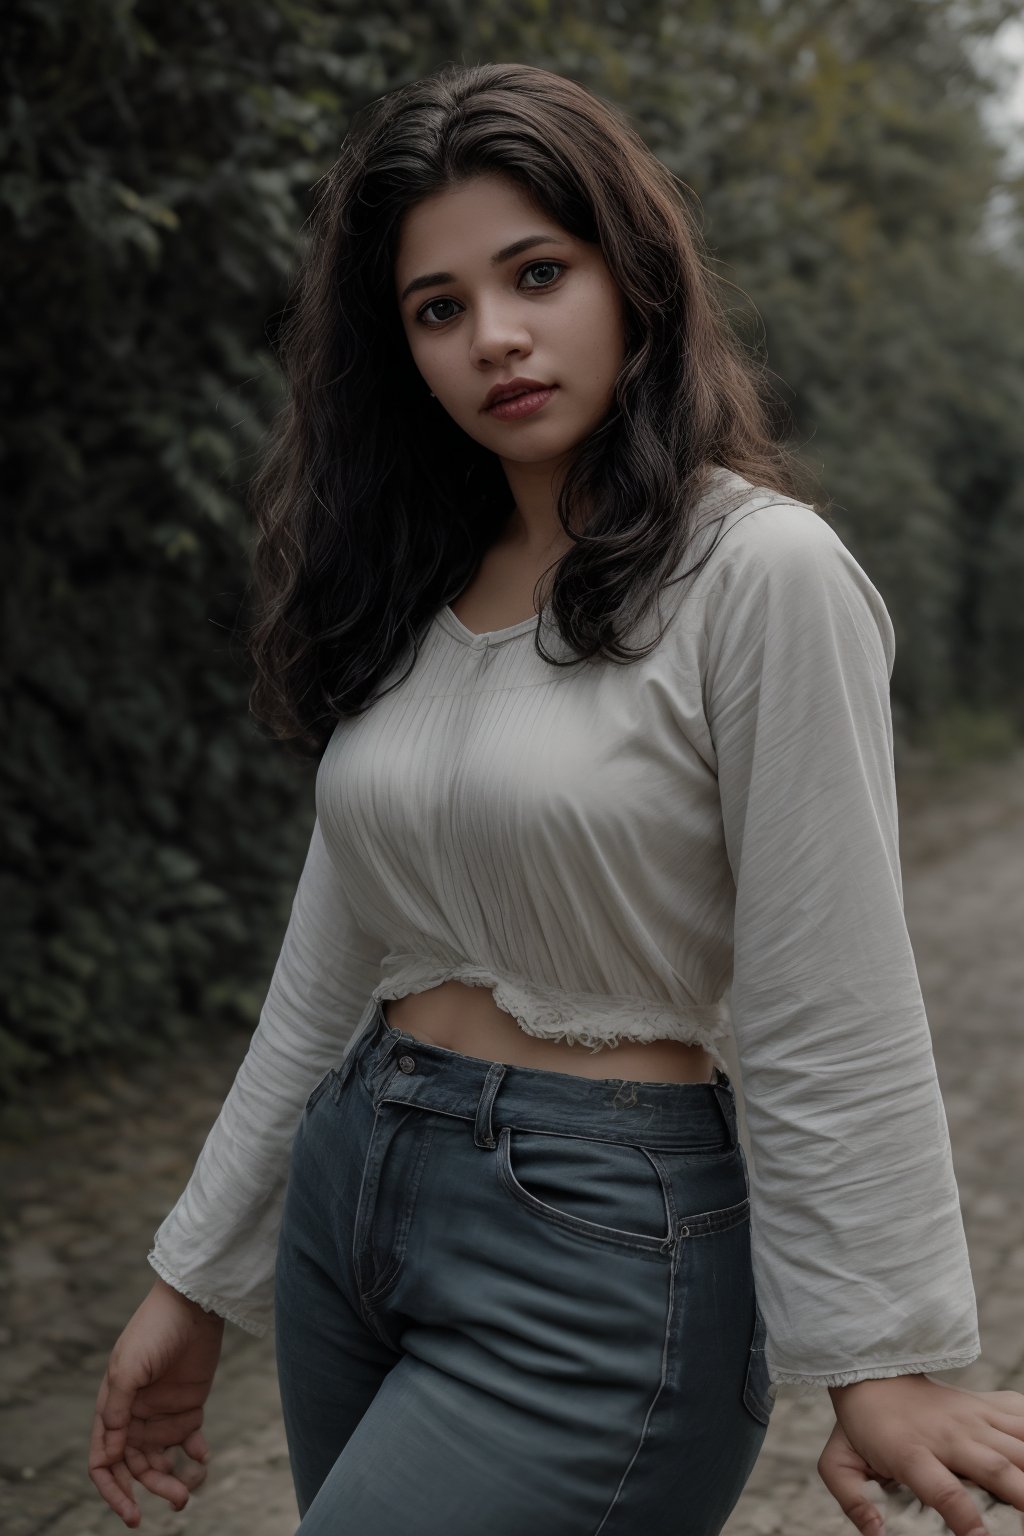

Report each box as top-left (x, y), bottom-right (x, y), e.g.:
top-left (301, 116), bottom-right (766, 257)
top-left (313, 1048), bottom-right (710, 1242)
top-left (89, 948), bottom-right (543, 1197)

top-left (2, 751), bottom-right (1023, 1536)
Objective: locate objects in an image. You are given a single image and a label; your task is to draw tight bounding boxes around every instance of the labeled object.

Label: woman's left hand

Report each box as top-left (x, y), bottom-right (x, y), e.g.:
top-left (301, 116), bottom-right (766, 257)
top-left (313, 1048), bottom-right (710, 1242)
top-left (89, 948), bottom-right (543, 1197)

top-left (817, 1375), bottom-right (1024, 1536)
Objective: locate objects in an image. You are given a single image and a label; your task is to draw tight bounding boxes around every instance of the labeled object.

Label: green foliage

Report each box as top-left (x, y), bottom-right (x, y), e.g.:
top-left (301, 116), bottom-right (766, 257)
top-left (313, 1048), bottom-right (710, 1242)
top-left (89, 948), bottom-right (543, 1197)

top-left (506, 0), bottom-right (1024, 726)
top-left (3, 0), bottom-right (1023, 1092)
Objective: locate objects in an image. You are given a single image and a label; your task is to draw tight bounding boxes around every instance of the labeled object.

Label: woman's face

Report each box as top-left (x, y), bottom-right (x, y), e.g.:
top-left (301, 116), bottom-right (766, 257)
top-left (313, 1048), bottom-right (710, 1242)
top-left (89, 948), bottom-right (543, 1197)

top-left (393, 174), bottom-right (626, 474)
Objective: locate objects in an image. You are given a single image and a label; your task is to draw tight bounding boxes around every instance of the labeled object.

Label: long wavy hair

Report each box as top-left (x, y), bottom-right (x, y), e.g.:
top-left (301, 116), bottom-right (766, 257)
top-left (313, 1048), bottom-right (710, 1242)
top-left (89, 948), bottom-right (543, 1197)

top-left (245, 60), bottom-right (818, 759)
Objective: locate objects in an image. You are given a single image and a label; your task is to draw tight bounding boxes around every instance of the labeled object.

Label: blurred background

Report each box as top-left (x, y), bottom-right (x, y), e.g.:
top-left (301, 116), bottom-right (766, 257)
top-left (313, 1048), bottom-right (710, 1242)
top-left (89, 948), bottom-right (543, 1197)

top-left (2, 3), bottom-right (1023, 1534)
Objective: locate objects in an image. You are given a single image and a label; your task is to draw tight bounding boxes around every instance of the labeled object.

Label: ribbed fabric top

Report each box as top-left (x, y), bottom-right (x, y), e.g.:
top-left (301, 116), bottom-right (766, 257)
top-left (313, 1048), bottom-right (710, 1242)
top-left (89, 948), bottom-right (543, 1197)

top-left (149, 468), bottom-right (980, 1389)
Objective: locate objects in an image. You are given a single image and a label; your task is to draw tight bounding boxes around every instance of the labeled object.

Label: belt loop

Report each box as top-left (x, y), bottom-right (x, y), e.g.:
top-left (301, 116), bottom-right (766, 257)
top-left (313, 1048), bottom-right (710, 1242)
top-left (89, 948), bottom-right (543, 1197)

top-left (370, 1029), bottom-right (400, 1083)
top-left (335, 1003), bottom-right (377, 1093)
top-left (334, 1053), bottom-right (355, 1096)
top-left (711, 1067), bottom-right (739, 1147)
top-left (359, 999), bottom-right (396, 1079)
top-left (473, 1062), bottom-right (507, 1149)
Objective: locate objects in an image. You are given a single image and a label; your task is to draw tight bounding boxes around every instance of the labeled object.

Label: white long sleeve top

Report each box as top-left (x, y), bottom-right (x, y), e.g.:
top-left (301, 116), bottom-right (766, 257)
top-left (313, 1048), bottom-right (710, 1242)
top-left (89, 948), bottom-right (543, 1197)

top-left (149, 467), bottom-right (981, 1388)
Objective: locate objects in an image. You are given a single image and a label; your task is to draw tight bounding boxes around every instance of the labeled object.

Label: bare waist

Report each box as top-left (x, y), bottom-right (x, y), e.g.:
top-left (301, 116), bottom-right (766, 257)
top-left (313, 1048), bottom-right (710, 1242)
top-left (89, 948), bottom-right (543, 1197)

top-left (382, 980), bottom-right (717, 1084)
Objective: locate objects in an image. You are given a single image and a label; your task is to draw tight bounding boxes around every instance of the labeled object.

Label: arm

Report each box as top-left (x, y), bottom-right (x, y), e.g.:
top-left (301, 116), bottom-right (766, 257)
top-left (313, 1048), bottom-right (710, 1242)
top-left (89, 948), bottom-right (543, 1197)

top-left (148, 810), bottom-right (384, 1335)
top-left (702, 501), bottom-right (980, 1390)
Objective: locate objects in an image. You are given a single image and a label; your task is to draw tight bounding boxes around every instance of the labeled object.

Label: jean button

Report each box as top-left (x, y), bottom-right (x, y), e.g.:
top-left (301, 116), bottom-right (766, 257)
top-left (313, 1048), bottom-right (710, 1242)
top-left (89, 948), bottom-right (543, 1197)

top-left (397, 1054), bottom-right (416, 1074)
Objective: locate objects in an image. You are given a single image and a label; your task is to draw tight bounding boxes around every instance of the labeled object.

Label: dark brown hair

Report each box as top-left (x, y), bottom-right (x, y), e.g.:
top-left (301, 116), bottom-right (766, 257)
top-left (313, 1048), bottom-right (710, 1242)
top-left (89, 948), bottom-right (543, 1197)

top-left (245, 61), bottom-right (817, 758)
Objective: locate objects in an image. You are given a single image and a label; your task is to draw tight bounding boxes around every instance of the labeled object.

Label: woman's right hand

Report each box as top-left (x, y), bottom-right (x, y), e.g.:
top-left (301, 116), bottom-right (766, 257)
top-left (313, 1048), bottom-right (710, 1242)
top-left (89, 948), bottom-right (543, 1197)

top-left (88, 1275), bottom-right (226, 1527)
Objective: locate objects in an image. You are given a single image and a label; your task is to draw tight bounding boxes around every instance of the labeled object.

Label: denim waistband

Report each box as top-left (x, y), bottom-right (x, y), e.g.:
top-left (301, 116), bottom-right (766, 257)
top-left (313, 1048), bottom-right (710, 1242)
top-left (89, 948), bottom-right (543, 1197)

top-left (334, 999), bottom-right (738, 1153)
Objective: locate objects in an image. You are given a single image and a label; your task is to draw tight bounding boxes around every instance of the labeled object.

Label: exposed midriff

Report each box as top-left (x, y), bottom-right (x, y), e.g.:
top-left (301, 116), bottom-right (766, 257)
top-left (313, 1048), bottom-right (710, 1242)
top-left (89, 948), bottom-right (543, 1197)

top-left (383, 979), bottom-right (715, 1083)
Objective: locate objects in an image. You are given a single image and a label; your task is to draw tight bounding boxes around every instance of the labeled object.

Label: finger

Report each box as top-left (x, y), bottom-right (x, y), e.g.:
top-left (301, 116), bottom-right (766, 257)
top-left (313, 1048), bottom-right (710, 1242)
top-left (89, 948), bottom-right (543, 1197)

top-left (141, 1444), bottom-right (208, 1491)
top-left (88, 1461), bottom-right (140, 1529)
top-left (91, 1385), bottom-right (127, 1468)
top-left (899, 1444), bottom-right (1005, 1536)
top-left (135, 1448), bottom-right (175, 1474)
top-left (951, 1443), bottom-right (1024, 1513)
top-left (103, 1360), bottom-right (144, 1440)
top-left (817, 1441), bottom-right (886, 1534)
top-left (182, 1426), bottom-right (210, 1463)
top-left (986, 1428), bottom-right (1024, 1477)
top-left (110, 1457), bottom-right (136, 1505)
top-left (89, 1394), bottom-right (137, 1525)
top-left (988, 1412), bottom-right (1024, 1445)
top-left (124, 1442), bottom-right (209, 1494)
top-left (178, 1456), bottom-right (210, 1492)
top-left (123, 1445), bottom-right (192, 1511)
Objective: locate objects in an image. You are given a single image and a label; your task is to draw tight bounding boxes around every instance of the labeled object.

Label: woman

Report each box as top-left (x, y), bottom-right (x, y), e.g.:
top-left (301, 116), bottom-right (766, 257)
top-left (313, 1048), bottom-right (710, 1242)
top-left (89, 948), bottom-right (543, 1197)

top-left (89, 62), bottom-right (1024, 1536)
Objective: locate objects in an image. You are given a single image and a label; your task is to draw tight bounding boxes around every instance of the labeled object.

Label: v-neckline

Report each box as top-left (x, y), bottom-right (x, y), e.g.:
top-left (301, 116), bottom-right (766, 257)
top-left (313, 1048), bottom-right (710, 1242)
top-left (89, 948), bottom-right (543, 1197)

top-left (435, 603), bottom-right (543, 647)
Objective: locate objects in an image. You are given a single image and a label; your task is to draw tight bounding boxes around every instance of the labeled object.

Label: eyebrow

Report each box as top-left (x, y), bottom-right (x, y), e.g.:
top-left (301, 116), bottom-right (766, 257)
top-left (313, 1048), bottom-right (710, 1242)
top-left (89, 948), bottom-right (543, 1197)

top-left (399, 234), bottom-right (570, 304)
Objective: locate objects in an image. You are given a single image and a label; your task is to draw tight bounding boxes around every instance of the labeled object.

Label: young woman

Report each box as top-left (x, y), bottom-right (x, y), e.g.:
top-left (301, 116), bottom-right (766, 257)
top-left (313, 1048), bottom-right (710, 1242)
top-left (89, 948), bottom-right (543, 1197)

top-left (89, 61), bottom-right (1024, 1536)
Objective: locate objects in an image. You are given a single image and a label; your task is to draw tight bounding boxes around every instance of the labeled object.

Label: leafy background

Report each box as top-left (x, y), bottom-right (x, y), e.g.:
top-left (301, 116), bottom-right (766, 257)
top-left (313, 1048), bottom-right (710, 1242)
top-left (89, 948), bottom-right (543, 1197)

top-left (3, 0), bottom-right (1023, 1098)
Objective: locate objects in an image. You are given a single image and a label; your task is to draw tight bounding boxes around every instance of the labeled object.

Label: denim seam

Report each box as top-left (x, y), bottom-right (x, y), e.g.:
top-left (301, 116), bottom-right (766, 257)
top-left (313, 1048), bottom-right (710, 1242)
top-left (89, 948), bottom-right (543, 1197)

top-left (361, 1116), bottom-right (437, 1306)
top-left (643, 1147), bottom-right (677, 1237)
top-left (352, 1102), bottom-right (419, 1351)
top-left (675, 1195), bottom-right (750, 1239)
top-left (495, 1126), bottom-right (676, 1258)
top-left (742, 1301), bottom-right (774, 1425)
top-left (351, 1102), bottom-right (382, 1313)
top-left (592, 1232), bottom-right (677, 1533)
top-left (349, 1085), bottom-right (733, 1155)
top-left (501, 1124), bottom-right (729, 1156)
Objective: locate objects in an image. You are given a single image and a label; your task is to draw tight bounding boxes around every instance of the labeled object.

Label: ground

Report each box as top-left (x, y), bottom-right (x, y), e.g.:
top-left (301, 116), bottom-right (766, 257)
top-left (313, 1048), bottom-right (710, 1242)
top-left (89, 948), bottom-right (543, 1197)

top-left (2, 750), bottom-right (1022, 1536)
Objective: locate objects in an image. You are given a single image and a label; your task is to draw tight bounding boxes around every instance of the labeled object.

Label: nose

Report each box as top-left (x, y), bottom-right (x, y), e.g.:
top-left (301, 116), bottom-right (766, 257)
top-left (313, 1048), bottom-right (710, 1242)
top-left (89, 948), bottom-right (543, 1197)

top-left (468, 296), bottom-right (532, 370)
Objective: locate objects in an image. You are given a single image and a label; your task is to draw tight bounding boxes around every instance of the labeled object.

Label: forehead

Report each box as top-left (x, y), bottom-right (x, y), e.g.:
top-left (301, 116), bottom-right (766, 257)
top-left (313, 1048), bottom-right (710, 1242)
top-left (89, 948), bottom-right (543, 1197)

top-left (394, 175), bottom-right (566, 271)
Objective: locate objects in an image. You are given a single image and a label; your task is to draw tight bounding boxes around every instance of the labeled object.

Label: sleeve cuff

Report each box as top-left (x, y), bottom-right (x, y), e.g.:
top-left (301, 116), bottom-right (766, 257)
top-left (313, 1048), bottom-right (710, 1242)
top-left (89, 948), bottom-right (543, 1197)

top-left (147, 1248), bottom-right (272, 1338)
top-left (769, 1345), bottom-right (982, 1392)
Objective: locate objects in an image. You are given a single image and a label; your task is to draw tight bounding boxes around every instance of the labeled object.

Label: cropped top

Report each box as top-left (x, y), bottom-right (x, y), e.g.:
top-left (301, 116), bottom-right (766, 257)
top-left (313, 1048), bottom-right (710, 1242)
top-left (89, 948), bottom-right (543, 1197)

top-left (148, 467), bottom-right (981, 1389)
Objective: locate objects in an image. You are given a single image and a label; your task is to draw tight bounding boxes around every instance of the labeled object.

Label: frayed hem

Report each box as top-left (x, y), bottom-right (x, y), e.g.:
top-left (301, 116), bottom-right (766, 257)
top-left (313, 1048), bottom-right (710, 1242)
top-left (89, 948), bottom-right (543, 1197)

top-left (770, 1349), bottom-right (982, 1391)
top-left (147, 1250), bottom-right (270, 1338)
top-left (372, 963), bottom-right (731, 1060)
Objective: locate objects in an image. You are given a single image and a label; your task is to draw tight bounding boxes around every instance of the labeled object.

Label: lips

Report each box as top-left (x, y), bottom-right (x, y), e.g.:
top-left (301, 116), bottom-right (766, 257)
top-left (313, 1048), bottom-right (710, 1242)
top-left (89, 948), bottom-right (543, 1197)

top-left (483, 377), bottom-right (554, 410)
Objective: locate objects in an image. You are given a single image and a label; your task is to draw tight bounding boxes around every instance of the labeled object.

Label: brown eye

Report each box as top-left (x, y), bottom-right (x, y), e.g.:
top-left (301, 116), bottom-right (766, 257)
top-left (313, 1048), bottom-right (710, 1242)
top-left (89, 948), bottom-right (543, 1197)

top-left (415, 261), bottom-right (566, 328)
top-left (418, 297), bottom-right (460, 326)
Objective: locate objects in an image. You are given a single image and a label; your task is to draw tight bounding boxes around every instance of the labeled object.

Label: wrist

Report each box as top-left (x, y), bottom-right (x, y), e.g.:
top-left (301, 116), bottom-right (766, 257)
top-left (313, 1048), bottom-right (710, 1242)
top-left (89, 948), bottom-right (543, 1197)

top-left (828, 1372), bottom-right (930, 1405)
top-left (828, 1380), bottom-right (872, 1406)
top-left (152, 1274), bottom-right (223, 1325)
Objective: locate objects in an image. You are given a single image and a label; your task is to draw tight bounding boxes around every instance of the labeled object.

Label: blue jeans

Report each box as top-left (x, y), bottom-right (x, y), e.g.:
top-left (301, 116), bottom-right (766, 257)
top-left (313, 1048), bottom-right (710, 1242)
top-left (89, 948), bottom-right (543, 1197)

top-left (274, 1000), bottom-right (774, 1535)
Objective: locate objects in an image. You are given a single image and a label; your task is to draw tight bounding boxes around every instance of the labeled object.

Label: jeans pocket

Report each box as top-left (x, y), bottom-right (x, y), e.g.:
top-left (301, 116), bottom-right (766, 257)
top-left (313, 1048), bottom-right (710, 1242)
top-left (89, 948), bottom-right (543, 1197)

top-left (495, 1125), bottom-right (675, 1256)
top-left (742, 1296), bottom-right (775, 1426)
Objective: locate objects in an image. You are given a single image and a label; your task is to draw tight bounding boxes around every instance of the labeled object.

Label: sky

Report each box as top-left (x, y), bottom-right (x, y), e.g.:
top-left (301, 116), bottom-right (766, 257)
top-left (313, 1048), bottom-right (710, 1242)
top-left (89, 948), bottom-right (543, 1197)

top-left (972, 15), bottom-right (1024, 252)
top-left (977, 14), bottom-right (1024, 168)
